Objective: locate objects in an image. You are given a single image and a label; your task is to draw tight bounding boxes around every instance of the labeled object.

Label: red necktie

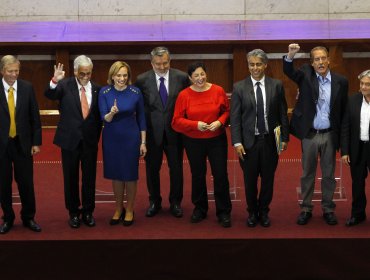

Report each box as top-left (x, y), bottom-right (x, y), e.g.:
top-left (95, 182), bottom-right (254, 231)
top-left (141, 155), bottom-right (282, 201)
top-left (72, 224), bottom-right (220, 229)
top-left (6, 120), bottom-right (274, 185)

top-left (80, 86), bottom-right (89, 119)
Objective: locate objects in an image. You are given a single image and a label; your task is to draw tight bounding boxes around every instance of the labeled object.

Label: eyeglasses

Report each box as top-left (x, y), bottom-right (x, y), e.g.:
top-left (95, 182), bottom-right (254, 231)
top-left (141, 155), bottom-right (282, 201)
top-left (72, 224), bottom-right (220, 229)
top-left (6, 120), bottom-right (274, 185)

top-left (78, 71), bottom-right (92, 77)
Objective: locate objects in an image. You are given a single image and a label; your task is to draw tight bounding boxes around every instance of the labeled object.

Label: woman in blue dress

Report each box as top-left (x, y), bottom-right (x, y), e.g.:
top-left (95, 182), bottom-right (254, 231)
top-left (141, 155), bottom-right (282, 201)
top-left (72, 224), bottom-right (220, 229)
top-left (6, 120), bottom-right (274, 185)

top-left (99, 61), bottom-right (146, 226)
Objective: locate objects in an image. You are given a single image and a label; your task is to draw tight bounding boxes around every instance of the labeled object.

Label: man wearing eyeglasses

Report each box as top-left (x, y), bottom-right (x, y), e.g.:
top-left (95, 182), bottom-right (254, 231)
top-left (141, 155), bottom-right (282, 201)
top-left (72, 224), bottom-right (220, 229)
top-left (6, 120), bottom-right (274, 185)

top-left (283, 43), bottom-right (348, 226)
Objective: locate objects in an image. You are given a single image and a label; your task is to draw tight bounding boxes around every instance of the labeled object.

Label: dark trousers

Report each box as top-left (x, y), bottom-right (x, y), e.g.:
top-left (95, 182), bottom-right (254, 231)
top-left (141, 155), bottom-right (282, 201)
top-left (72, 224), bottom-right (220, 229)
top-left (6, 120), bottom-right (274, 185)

top-left (145, 132), bottom-right (183, 205)
top-left (183, 133), bottom-right (232, 217)
top-left (0, 137), bottom-right (36, 222)
top-left (349, 141), bottom-right (370, 218)
top-left (239, 135), bottom-right (278, 215)
top-left (61, 141), bottom-right (98, 217)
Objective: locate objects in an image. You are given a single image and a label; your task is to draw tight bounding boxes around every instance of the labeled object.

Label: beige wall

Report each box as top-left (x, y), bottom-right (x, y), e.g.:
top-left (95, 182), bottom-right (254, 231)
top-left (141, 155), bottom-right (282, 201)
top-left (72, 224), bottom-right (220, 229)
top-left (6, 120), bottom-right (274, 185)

top-left (0, 0), bottom-right (369, 21)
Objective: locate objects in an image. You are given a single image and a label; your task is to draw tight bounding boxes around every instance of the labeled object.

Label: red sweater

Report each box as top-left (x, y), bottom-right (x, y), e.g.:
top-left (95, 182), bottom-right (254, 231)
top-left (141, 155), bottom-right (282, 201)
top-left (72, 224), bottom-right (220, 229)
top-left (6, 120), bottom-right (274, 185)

top-left (172, 84), bottom-right (230, 139)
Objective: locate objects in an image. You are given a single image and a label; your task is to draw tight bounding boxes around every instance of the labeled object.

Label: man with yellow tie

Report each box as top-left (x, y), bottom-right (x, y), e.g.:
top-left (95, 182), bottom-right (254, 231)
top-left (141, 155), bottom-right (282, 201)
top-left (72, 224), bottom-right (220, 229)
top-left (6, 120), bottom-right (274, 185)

top-left (0, 55), bottom-right (42, 234)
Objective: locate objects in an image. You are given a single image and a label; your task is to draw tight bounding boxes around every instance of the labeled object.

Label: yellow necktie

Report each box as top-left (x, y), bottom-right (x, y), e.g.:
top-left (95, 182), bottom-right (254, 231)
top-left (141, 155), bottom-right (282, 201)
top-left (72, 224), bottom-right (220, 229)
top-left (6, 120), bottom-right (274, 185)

top-left (80, 86), bottom-right (89, 119)
top-left (8, 87), bottom-right (16, 137)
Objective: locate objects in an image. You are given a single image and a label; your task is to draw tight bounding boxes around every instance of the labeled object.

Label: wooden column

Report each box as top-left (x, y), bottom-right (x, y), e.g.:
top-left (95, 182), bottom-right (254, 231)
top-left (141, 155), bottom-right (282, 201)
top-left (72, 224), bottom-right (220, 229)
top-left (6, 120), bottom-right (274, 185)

top-left (232, 46), bottom-right (248, 84)
top-left (328, 45), bottom-right (346, 76)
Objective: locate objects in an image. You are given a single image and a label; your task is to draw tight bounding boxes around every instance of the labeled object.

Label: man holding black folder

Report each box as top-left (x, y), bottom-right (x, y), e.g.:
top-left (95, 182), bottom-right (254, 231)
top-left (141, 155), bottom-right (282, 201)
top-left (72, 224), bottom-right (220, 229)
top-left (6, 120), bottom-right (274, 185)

top-left (230, 49), bottom-right (289, 227)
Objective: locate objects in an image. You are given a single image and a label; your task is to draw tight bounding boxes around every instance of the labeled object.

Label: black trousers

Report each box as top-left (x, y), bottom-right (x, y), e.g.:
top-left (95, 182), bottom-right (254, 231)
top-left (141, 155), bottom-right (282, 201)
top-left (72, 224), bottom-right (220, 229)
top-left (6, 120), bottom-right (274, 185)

top-left (239, 135), bottom-right (278, 215)
top-left (349, 141), bottom-right (370, 218)
top-left (0, 137), bottom-right (36, 222)
top-left (61, 141), bottom-right (98, 217)
top-left (145, 131), bottom-right (183, 205)
top-left (183, 133), bottom-right (232, 217)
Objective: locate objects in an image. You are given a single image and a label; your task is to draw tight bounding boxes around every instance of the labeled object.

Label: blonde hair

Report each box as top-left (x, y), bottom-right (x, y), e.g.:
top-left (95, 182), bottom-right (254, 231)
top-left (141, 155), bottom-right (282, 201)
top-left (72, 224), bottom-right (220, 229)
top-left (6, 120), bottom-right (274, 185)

top-left (0, 55), bottom-right (20, 71)
top-left (107, 61), bottom-right (132, 85)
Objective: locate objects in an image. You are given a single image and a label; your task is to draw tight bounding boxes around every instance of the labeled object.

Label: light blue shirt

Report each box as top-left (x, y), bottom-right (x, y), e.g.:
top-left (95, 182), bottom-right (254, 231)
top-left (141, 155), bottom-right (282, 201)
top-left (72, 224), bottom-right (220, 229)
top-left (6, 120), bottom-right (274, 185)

top-left (313, 72), bottom-right (331, 129)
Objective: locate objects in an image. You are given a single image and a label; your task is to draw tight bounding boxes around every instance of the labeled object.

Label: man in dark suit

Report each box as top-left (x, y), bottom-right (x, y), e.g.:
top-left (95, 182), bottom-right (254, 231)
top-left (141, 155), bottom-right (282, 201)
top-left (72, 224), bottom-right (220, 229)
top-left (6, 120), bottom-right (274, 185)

top-left (0, 55), bottom-right (42, 234)
top-left (283, 43), bottom-right (348, 225)
top-left (136, 47), bottom-right (190, 218)
top-left (45, 55), bottom-right (102, 229)
top-left (230, 49), bottom-right (289, 227)
top-left (341, 69), bottom-right (370, 226)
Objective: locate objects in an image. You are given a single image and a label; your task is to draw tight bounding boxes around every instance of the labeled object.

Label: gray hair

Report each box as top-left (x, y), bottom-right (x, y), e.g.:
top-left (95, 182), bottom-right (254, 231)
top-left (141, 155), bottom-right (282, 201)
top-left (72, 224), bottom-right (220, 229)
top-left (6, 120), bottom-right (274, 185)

top-left (247, 49), bottom-right (268, 64)
top-left (73, 55), bottom-right (93, 71)
top-left (0, 55), bottom-right (20, 71)
top-left (358, 69), bottom-right (370, 80)
top-left (150, 46), bottom-right (170, 61)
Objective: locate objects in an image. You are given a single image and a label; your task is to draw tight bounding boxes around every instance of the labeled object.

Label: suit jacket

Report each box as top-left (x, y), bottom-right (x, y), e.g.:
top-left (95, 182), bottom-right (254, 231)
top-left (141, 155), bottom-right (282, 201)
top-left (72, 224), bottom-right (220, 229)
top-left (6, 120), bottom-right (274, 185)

top-left (44, 77), bottom-right (102, 151)
top-left (341, 92), bottom-right (365, 164)
top-left (283, 57), bottom-right (348, 149)
top-left (135, 68), bottom-right (190, 145)
top-left (0, 79), bottom-right (41, 156)
top-left (230, 76), bottom-right (289, 150)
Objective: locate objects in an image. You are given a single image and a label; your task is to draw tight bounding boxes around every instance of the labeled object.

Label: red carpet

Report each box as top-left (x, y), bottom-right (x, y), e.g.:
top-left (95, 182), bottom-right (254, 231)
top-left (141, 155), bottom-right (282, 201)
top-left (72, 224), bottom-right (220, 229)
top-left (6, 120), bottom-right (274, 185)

top-left (2, 128), bottom-right (370, 280)
top-left (1, 128), bottom-right (368, 241)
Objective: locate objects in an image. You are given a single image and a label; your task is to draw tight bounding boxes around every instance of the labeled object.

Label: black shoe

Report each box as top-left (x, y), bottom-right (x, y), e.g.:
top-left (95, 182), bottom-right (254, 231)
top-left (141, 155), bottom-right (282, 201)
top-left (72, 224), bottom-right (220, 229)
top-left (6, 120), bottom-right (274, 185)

top-left (218, 214), bottom-right (231, 228)
top-left (247, 213), bottom-right (259, 227)
top-left (345, 216), bottom-right (366, 227)
top-left (297, 211), bottom-right (312, 225)
top-left (170, 204), bottom-right (183, 218)
top-left (0, 221), bottom-right (14, 234)
top-left (23, 219), bottom-right (42, 232)
top-left (145, 203), bottom-right (162, 217)
top-left (260, 214), bottom-right (271, 227)
top-left (323, 212), bottom-right (337, 225)
top-left (109, 208), bottom-right (126, 225)
top-left (82, 214), bottom-right (96, 227)
top-left (190, 210), bottom-right (206, 223)
top-left (123, 212), bottom-right (135, 227)
top-left (68, 216), bottom-right (81, 229)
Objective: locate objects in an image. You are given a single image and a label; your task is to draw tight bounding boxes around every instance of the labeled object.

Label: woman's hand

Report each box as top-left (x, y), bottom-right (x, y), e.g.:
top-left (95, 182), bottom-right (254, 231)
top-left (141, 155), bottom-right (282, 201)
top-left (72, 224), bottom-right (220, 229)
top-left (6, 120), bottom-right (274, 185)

top-left (140, 143), bottom-right (147, 157)
top-left (110, 99), bottom-right (119, 115)
top-left (198, 121), bottom-right (209, 132)
top-left (208, 120), bottom-right (222, 131)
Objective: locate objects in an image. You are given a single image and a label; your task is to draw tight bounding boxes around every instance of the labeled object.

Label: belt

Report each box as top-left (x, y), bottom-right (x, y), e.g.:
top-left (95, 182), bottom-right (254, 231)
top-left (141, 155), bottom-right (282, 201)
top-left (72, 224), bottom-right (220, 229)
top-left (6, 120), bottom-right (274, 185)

top-left (361, 140), bottom-right (369, 144)
top-left (255, 133), bottom-right (269, 140)
top-left (310, 128), bottom-right (331, 134)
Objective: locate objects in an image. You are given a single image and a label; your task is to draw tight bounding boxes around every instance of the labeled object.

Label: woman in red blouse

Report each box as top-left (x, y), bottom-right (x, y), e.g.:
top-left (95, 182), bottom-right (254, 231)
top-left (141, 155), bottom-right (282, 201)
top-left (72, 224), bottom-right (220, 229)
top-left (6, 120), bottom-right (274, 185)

top-left (172, 61), bottom-right (232, 227)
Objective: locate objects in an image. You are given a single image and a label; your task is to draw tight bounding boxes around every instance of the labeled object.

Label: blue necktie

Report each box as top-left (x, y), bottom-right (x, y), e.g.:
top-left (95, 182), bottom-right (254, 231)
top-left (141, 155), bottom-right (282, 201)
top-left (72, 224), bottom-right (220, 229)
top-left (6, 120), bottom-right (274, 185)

top-left (159, 77), bottom-right (168, 107)
top-left (256, 82), bottom-right (266, 134)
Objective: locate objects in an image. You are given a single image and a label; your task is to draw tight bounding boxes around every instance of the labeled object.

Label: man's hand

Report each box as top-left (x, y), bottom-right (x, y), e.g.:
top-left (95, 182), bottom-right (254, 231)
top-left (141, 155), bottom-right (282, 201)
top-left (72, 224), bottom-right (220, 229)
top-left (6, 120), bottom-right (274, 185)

top-left (287, 43), bottom-right (300, 60)
top-left (53, 63), bottom-right (65, 82)
top-left (234, 145), bottom-right (246, 161)
top-left (31, 146), bottom-right (40, 155)
top-left (342, 155), bottom-right (350, 165)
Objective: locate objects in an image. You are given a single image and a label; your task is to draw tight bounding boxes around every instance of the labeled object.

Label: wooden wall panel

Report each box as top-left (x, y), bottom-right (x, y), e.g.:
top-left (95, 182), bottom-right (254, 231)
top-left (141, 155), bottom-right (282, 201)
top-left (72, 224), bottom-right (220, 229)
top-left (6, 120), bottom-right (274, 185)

top-left (3, 41), bottom-right (370, 126)
top-left (343, 58), bottom-right (370, 96)
top-left (18, 60), bottom-right (57, 110)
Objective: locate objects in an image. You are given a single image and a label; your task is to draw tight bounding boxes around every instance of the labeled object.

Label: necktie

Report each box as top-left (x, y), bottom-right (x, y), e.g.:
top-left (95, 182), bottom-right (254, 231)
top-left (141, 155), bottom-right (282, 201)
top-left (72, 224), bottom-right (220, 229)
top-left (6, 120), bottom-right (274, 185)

top-left (159, 77), bottom-right (168, 107)
top-left (8, 87), bottom-right (16, 137)
top-left (256, 82), bottom-right (266, 134)
top-left (317, 76), bottom-right (326, 110)
top-left (80, 86), bottom-right (89, 119)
